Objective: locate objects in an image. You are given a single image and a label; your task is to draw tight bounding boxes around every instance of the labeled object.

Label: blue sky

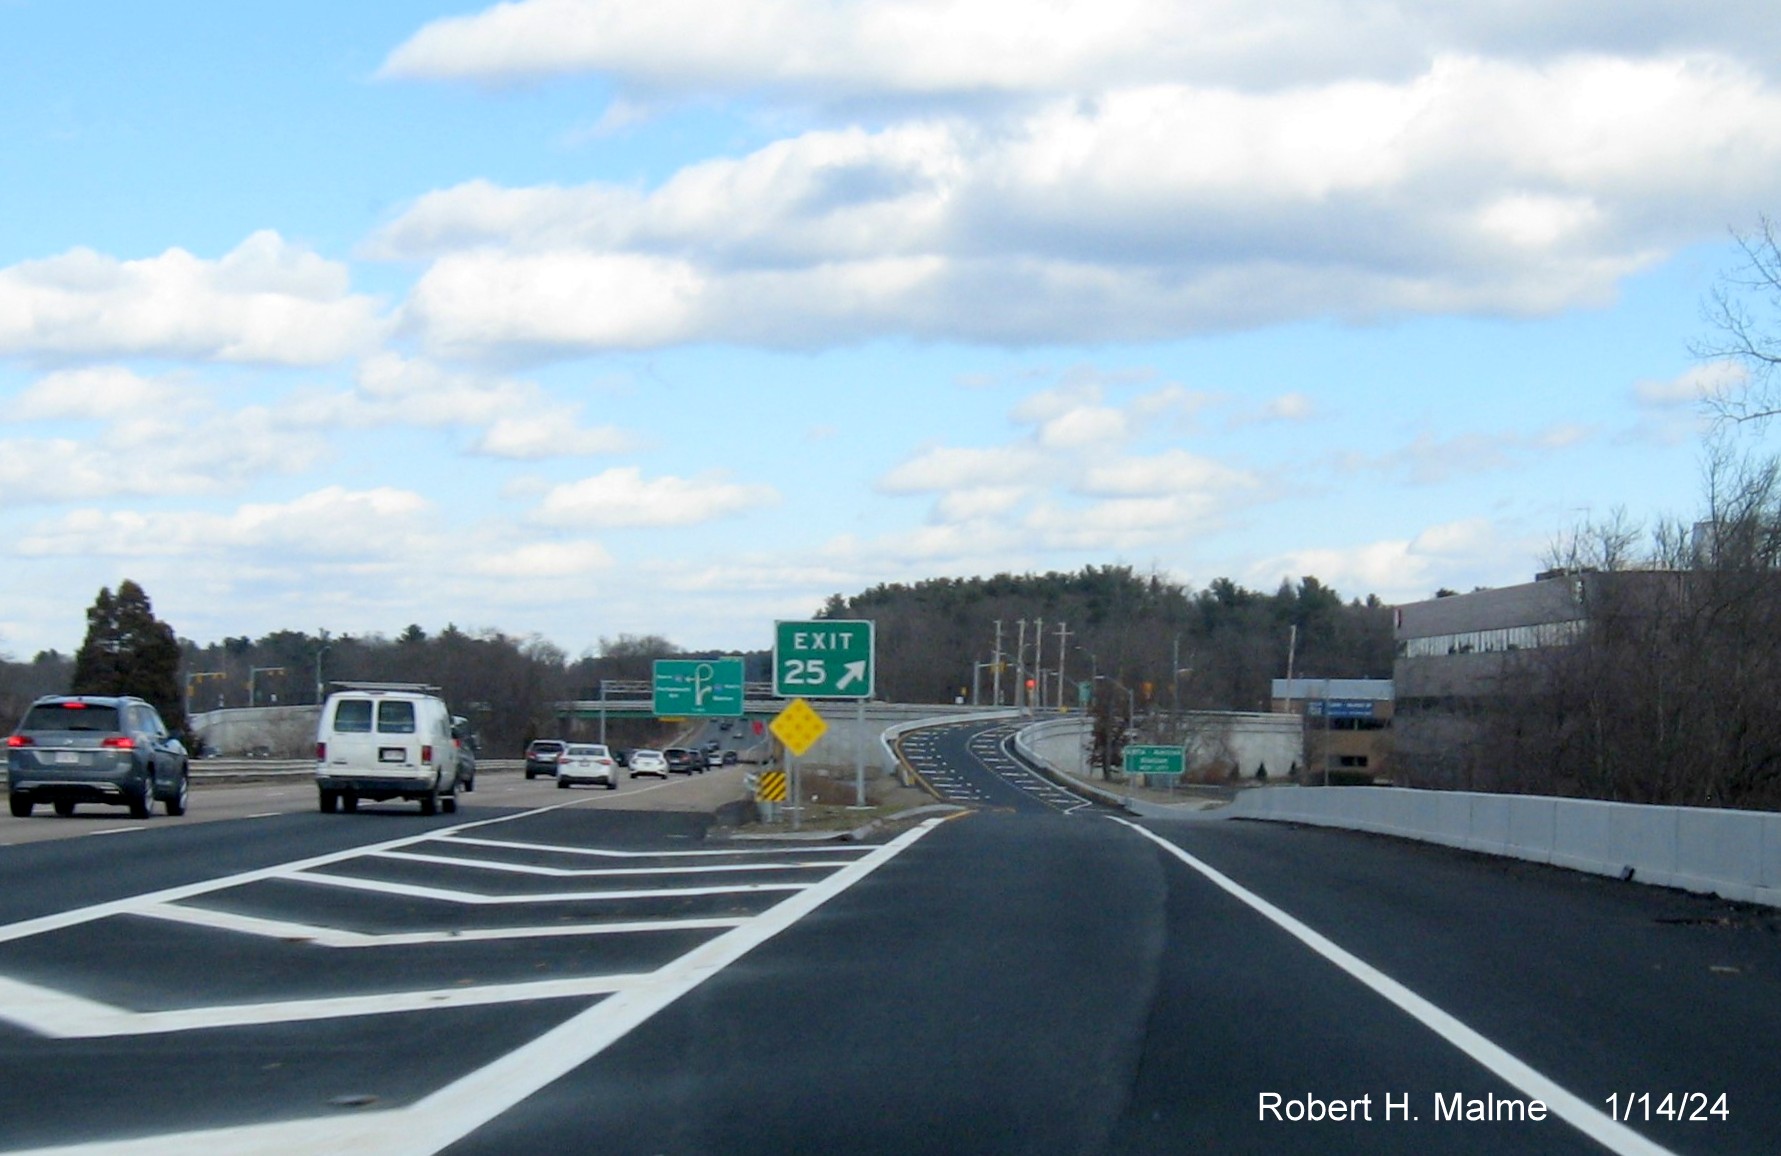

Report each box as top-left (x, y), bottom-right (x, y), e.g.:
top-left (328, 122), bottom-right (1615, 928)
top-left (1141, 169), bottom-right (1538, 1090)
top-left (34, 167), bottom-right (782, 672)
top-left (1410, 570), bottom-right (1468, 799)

top-left (1, 0), bottom-right (1776, 658)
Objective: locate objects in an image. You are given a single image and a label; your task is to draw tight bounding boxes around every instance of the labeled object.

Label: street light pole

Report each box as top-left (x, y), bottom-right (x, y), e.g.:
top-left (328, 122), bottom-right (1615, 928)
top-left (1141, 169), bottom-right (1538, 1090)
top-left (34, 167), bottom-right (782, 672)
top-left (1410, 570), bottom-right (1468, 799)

top-left (313, 638), bottom-right (330, 704)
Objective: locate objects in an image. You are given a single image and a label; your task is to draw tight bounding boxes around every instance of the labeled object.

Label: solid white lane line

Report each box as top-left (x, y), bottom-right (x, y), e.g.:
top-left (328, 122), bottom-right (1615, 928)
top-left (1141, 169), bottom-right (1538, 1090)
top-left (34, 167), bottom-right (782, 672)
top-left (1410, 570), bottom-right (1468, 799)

top-left (0, 972), bottom-right (646, 1039)
top-left (1116, 819), bottom-right (1679, 1156)
top-left (2, 815), bottom-right (956, 1156)
top-left (138, 902), bottom-right (748, 947)
top-left (372, 850), bottom-right (839, 878)
top-left (438, 835), bottom-right (866, 859)
top-left (285, 871), bottom-right (807, 905)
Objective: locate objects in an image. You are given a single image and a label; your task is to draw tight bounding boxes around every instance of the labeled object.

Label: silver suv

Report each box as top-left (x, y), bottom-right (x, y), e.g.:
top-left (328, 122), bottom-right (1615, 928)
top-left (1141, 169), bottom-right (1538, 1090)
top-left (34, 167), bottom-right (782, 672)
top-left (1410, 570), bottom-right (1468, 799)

top-left (524, 739), bottom-right (567, 780)
top-left (7, 695), bottom-right (190, 819)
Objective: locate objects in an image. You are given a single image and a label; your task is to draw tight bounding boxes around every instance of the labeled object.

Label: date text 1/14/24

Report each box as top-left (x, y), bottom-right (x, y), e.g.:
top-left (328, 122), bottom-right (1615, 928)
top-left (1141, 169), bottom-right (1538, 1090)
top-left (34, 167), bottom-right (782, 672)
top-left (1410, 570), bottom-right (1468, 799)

top-left (1604, 1093), bottom-right (1728, 1123)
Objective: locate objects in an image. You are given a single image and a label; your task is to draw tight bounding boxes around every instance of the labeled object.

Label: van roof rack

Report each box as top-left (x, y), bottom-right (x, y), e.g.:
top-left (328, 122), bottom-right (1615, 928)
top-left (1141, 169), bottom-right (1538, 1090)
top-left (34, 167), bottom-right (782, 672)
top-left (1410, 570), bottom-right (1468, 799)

top-left (328, 681), bottom-right (443, 694)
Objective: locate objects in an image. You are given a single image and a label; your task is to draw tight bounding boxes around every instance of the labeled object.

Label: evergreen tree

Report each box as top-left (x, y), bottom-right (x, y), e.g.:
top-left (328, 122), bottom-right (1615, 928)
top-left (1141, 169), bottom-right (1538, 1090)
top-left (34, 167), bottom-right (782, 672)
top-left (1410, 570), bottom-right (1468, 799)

top-left (70, 580), bottom-right (186, 735)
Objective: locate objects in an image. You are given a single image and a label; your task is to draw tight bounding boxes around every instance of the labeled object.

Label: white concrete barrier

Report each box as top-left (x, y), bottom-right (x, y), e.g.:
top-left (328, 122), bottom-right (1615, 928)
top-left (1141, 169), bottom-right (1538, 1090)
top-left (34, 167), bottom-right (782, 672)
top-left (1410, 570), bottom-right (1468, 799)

top-left (1225, 786), bottom-right (1781, 908)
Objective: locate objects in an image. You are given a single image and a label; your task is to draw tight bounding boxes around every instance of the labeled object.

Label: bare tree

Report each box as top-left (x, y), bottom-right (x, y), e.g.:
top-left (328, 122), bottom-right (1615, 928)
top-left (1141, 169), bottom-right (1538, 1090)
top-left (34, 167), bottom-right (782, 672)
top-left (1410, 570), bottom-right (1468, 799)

top-left (1697, 214), bottom-right (1781, 426)
top-left (1541, 506), bottom-right (1644, 573)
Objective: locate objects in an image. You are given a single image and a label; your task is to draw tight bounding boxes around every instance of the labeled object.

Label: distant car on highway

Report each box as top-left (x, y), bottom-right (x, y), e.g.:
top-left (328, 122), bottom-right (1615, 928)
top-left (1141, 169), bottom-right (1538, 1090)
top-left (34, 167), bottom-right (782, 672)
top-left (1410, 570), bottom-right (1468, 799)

top-left (704, 748), bottom-right (724, 769)
top-left (628, 749), bottom-right (668, 778)
top-left (451, 716), bottom-right (477, 793)
top-left (556, 743), bottom-right (618, 790)
top-left (524, 739), bottom-right (567, 780)
top-left (6, 695), bottom-right (190, 819)
top-left (664, 747), bottom-right (704, 774)
top-left (722, 749), bottom-right (739, 765)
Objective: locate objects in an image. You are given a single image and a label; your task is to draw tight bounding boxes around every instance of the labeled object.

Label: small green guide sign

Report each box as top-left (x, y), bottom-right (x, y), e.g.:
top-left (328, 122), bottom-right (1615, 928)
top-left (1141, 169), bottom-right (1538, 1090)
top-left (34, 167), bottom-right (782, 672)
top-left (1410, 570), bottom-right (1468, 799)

top-left (1123, 744), bottom-right (1185, 776)
top-left (653, 658), bottom-right (745, 717)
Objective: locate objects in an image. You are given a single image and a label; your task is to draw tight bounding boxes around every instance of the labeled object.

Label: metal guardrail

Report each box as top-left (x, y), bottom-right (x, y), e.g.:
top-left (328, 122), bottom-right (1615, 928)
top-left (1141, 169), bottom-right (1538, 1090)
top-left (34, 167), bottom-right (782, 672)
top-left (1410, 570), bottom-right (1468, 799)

top-left (191, 759), bottom-right (526, 780)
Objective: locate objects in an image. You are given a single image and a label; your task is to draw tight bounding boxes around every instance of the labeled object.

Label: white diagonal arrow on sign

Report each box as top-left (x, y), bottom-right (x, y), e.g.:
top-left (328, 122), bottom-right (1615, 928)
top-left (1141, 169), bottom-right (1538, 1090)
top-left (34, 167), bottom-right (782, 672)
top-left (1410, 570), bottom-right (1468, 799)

top-left (836, 661), bottom-right (867, 691)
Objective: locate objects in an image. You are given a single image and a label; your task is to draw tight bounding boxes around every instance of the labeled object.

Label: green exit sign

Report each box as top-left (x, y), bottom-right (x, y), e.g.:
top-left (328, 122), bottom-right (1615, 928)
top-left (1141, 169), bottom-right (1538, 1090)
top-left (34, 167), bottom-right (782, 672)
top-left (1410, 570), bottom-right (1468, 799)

top-left (773, 620), bottom-right (874, 698)
top-left (1123, 744), bottom-right (1185, 776)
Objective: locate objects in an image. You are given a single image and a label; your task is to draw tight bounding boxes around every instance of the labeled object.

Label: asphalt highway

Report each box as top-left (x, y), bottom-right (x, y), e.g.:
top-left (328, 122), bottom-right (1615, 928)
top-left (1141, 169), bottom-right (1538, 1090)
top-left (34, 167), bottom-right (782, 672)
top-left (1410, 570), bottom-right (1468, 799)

top-left (0, 723), bottom-right (1773, 1154)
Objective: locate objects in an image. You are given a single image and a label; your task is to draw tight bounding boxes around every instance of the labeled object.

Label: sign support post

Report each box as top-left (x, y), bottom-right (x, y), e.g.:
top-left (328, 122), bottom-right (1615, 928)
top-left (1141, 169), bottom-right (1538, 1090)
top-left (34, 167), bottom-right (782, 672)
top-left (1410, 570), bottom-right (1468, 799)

top-left (852, 698), bottom-right (867, 808)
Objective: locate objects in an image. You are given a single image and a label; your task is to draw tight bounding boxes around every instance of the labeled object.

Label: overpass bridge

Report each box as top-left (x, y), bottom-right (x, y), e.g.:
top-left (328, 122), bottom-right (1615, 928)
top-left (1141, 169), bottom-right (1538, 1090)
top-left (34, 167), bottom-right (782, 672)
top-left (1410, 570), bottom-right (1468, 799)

top-left (554, 681), bottom-right (784, 721)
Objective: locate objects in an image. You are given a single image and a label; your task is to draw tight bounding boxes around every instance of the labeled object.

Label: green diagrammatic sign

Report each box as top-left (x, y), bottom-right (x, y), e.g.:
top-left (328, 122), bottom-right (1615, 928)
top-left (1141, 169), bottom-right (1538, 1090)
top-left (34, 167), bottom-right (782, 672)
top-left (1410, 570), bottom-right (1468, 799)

top-left (1123, 744), bottom-right (1186, 776)
top-left (652, 657), bottom-right (745, 717)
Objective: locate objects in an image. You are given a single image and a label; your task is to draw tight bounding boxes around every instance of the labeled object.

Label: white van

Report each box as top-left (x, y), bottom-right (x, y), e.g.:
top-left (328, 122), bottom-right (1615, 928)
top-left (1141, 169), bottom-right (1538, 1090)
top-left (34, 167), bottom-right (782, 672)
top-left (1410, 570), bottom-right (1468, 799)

top-left (315, 683), bottom-right (464, 815)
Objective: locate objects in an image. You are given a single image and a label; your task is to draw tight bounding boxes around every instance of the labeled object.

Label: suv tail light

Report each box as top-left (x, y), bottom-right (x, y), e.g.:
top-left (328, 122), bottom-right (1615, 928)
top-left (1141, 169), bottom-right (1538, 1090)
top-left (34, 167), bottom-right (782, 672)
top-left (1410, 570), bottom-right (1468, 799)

top-left (101, 736), bottom-right (136, 750)
top-left (6, 735), bottom-right (31, 747)
top-left (421, 744), bottom-right (433, 763)
top-left (316, 741), bottom-right (327, 761)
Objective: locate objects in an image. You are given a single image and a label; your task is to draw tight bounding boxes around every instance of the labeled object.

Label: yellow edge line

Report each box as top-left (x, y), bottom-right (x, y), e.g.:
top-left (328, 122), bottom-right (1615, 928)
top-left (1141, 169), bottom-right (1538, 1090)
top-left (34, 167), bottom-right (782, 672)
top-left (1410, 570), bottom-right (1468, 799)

top-left (890, 735), bottom-right (945, 803)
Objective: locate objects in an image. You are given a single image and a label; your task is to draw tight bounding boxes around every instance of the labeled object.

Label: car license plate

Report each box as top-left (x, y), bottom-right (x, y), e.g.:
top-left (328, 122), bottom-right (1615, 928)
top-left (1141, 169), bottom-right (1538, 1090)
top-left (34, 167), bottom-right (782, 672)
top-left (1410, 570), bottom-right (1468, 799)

top-left (379, 747), bottom-right (406, 763)
top-left (55, 751), bottom-right (80, 765)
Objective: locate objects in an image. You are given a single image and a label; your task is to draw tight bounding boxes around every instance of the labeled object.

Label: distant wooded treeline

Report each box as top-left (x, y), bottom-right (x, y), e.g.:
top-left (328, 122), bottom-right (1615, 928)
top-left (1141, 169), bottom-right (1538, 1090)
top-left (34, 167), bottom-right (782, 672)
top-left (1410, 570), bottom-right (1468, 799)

top-left (0, 565), bottom-right (1392, 756)
top-left (817, 565), bottom-right (1393, 709)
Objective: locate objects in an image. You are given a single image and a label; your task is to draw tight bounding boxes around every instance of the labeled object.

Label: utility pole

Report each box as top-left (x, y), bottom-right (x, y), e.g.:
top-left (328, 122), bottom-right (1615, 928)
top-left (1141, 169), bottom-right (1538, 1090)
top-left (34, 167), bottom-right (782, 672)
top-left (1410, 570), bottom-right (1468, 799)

top-left (1015, 620), bottom-right (1028, 712)
top-left (992, 620), bottom-right (1004, 707)
top-left (1033, 617), bottom-right (1044, 718)
top-left (1173, 634), bottom-right (1181, 720)
top-left (313, 631), bottom-right (331, 704)
top-left (1054, 621), bottom-right (1070, 710)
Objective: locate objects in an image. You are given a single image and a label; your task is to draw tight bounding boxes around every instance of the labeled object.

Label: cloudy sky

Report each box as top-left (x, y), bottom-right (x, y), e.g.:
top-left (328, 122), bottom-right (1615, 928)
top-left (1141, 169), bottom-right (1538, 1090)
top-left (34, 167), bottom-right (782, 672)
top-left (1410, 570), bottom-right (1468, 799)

top-left (1, 0), bottom-right (1776, 658)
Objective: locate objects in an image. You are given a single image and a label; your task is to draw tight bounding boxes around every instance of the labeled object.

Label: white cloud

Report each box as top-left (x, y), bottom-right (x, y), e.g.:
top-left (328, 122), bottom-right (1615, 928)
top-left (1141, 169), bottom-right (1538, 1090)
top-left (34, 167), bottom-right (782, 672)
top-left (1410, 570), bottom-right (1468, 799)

top-left (1250, 517), bottom-right (1539, 603)
top-left (1079, 449), bottom-right (1257, 497)
top-left (1258, 393), bottom-right (1314, 422)
top-left (877, 444), bottom-right (1050, 493)
top-left (472, 415), bottom-right (631, 459)
top-left (532, 467), bottom-right (779, 527)
top-left (12, 367), bottom-right (189, 418)
top-left (283, 354), bottom-right (638, 459)
top-left (0, 232), bottom-right (385, 365)
top-left (1036, 406), bottom-right (1128, 449)
top-left (381, 1), bottom-right (1781, 96)
top-left (1252, 538), bottom-right (1425, 600)
top-left (471, 538), bottom-right (614, 578)
top-left (1410, 517), bottom-right (1500, 557)
top-left (0, 379), bottom-right (330, 507)
top-left (375, 53), bottom-right (1781, 354)
top-left (934, 485), bottom-right (1030, 522)
top-left (16, 486), bottom-right (435, 559)
top-left (1344, 424), bottom-right (1597, 485)
top-left (1024, 494), bottom-right (1226, 551)
top-left (1634, 361), bottom-right (1744, 407)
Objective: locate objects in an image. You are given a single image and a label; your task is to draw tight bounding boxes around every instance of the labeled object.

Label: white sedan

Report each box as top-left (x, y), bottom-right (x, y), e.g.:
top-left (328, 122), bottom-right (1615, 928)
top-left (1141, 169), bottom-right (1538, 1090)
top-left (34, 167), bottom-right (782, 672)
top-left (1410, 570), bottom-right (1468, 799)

top-left (628, 749), bottom-right (668, 779)
top-left (557, 744), bottom-right (619, 790)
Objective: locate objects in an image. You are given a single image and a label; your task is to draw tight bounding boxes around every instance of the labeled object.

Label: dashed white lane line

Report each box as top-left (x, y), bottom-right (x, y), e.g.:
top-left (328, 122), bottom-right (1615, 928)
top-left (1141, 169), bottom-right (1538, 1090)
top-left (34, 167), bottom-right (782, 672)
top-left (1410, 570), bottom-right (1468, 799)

top-left (1116, 819), bottom-right (1678, 1156)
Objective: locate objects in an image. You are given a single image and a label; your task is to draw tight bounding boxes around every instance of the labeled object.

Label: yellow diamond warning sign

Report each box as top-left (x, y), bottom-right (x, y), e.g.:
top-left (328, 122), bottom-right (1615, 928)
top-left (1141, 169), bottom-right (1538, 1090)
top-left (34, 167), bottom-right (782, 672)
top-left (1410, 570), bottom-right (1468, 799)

top-left (770, 698), bottom-right (827, 757)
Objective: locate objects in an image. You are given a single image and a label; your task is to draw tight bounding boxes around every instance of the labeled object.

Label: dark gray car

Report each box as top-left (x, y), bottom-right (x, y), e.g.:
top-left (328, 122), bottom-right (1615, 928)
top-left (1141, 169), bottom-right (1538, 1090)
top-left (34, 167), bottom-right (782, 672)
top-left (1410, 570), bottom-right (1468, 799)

top-left (524, 739), bottom-right (567, 780)
top-left (7, 695), bottom-right (190, 818)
